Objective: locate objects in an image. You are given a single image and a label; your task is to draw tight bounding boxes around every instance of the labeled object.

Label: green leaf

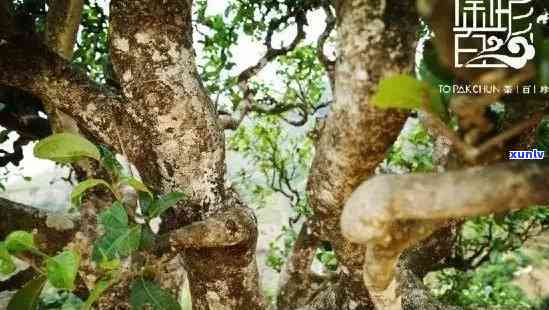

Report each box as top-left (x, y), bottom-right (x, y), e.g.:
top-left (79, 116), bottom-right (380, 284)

top-left (92, 203), bottom-right (141, 261)
top-left (139, 226), bottom-right (156, 251)
top-left (147, 192), bottom-right (185, 219)
top-left (60, 294), bottom-right (84, 310)
top-left (372, 74), bottom-right (443, 116)
top-left (92, 225), bottom-right (141, 262)
top-left (46, 250), bottom-right (80, 290)
top-left (130, 277), bottom-right (181, 310)
top-left (371, 74), bottom-right (426, 109)
top-left (98, 202), bottom-right (128, 233)
top-left (138, 192), bottom-right (153, 216)
top-left (0, 241), bottom-right (16, 275)
top-left (71, 179), bottom-right (114, 206)
top-left (7, 275), bottom-right (48, 310)
top-left (5, 231), bottom-right (36, 253)
top-left (83, 278), bottom-right (112, 310)
top-left (99, 257), bottom-right (120, 271)
top-left (120, 177), bottom-right (152, 197)
top-left (99, 145), bottom-right (123, 177)
top-left (33, 133), bottom-right (101, 163)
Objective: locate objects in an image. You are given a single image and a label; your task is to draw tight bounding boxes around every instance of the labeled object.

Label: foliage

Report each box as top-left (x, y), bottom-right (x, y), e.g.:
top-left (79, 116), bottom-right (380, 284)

top-left (229, 116), bottom-right (313, 210)
top-left (429, 254), bottom-right (534, 309)
top-left (1, 134), bottom-right (184, 308)
top-left (33, 133), bottom-right (101, 164)
top-left (316, 243), bottom-right (338, 272)
top-left (129, 277), bottom-right (182, 310)
top-left (92, 202), bottom-right (142, 262)
top-left (230, 116), bottom-right (321, 272)
top-left (380, 119), bottom-right (435, 174)
top-left (45, 251), bottom-right (80, 290)
top-left (266, 225), bottom-right (297, 272)
top-left (8, 275), bottom-right (48, 310)
top-left (423, 204), bottom-right (549, 308)
top-left (73, 0), bottom-right (109, 83)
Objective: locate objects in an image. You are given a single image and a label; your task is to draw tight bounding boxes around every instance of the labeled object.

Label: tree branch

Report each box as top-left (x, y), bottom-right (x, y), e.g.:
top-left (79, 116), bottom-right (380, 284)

top-left (109, 0), bottom-right (225, 210)
top-left (341, 161), bottom-right (549, 290)
top-left (0, 35), bottom-right (123, 149)
top-left (44, 0), bottom-right (84, 58)
top-left (316, 4), bottom-right (335, 91)
top-left (221, 6), bottom-right (309, 131)
top-left (277, 222), bottom-right (323, 310)
top-left (0, 197), bottom-right (77, 254)
top-left (281, 0), bottom-right (420, 307)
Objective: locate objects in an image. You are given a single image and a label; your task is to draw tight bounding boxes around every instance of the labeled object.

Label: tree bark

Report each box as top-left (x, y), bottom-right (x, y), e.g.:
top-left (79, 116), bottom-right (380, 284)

top-left (1, 0), bottom-right (266, 307)
top-left (277, 222), bottom-right (324, 310)
top-left (104, 1), bottom-right (265, 308)
top-left (342, 161), bottom-right (549, 291)
top-left (292, 0), bottom-right (419, 308)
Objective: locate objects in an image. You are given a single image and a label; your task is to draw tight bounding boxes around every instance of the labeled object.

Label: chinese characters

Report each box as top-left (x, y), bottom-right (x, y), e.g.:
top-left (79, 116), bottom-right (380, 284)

top-left (454, 0), bottom-right (535, 69)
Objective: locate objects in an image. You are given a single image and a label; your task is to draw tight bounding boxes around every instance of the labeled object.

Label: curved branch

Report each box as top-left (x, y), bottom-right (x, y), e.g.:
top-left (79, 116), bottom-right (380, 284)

top-left (223, 7), bottom-right (309, 131)
top-left (341, 161), bottom-right (549, 290)
top-left (237, 10), bottom-right (307, 85)
top-left (317, 4), bottom-right (335, 91)
top-left (0, 35), bottom-right (123, 149)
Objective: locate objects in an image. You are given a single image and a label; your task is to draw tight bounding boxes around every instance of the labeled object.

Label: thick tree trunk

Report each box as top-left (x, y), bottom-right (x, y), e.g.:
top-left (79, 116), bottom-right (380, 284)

top-left (1, 0), bottom-right (265, 308)
top-left (288, 0), bottom-right (419, 308)
top-left (107, 1), bottom-right (265, 308)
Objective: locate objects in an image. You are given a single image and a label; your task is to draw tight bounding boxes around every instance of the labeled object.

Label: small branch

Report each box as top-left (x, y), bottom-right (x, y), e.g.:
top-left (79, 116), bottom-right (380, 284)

top-left (317, 4), bottom-right (335, 91)
top-left (237, 11), bottom-right (306, 85)
top-left (475, 113), bottom-right (542, 155)
top-left (44, 0), bottom-right (84, 59)
top-left (420, 110), bottom-right (542, 163)
top-left (222, 9), bottom-right (309, 130)
top-left (277, 222), bottom-right (322, 310)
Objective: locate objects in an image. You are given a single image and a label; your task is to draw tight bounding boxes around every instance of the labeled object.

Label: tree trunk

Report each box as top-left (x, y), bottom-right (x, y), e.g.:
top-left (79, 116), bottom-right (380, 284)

top-left (287, 0), bottom-right (419, 308)
top-left (106, 1), bottom-right (265, 308)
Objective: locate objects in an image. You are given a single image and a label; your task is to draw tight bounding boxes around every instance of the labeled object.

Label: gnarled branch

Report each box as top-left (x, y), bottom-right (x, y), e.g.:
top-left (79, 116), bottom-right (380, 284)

top-left (0, 35), bottom-right (123, 150)
top-left (341, 161), bottom-right (549, 290)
